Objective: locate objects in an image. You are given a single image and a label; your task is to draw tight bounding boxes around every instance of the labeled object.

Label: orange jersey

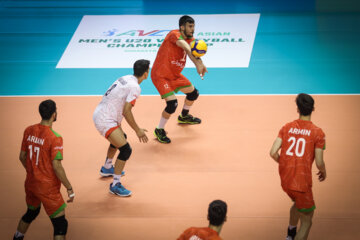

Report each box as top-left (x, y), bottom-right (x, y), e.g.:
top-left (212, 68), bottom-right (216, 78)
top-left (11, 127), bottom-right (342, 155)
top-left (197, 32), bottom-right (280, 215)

top-left (278, 119), bottom-right (325, 192)
top-left (177, 227), bottom-right (221, 240)
top-left (152, 30), bottom-right (194, 79)
top-left (21, 124), bottom-right (64, 190)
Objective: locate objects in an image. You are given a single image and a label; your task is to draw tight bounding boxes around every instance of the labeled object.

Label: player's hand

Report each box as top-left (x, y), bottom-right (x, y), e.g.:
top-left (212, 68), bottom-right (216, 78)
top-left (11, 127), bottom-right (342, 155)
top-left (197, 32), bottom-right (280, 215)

top-left (136, 128), bottom-right (148, 143)
top-left (317, 170), bottom-right (326, 182)
top-left (67, 188), bottom-right (75, 203)
top-left (197, 63), bottom-right (208, 80)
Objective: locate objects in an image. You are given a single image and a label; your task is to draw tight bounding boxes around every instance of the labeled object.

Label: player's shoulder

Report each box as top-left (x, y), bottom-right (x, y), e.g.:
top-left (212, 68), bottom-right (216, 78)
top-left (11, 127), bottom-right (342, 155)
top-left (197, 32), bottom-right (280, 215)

top-left (49, 128), bottom-right (62, 139)
top-left (281, 119), bottom-right (297, 129)
top-left (168, 29), bottom-right (182, 39)
top-left (309, 121), bottom-right (325, 135)
top-left (23, 123), bottom-right (39, 134)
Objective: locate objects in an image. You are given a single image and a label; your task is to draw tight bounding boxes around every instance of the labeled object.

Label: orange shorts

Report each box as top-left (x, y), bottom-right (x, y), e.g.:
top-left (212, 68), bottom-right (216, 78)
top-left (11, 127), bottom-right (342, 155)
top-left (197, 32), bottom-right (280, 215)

top-left (152, 73), bottom-right (192, 99)
top-left (105, 126), bottom-right (119, 139)
top-left (283, 188), bottom-right (316, 212)
top-left (25, 186), bottom-right (66, 218)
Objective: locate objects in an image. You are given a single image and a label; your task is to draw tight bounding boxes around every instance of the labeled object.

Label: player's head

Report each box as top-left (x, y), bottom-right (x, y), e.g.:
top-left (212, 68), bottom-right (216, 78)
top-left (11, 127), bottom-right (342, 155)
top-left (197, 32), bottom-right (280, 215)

top-left (179, 15), bottom-right (195, 38)
top-left (39, 99), bottom-right (57, 121)
top-left (133, 59), bottom-right (150, 81)
top-left (208, 200), bottom-right (227, 227)
top-left (296, 93), bottom-right (314, 116)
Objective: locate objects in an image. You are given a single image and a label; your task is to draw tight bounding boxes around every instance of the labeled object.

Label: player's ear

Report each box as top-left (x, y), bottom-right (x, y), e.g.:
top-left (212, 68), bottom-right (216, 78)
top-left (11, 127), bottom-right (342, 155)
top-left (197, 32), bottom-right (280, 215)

top-left (52, 111), bottom-right (57, 121)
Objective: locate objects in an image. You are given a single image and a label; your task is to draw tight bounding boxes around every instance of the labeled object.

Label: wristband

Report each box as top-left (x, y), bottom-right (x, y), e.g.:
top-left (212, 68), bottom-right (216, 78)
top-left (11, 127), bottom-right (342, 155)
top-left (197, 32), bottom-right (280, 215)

top-left (69, 193), bottom-right (75, 198)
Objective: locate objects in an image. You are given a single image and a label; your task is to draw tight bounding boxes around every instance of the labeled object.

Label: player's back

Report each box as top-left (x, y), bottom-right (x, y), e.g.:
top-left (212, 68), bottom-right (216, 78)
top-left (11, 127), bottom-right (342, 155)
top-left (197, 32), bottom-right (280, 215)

top-left (95, 75), bottom-right (140, 123)
top-left (278, 119), bottom-right (325, 192)
top-left (22, 123), bottom-right (63, 188)
top-left (177, 227), bottom-right (222, 240)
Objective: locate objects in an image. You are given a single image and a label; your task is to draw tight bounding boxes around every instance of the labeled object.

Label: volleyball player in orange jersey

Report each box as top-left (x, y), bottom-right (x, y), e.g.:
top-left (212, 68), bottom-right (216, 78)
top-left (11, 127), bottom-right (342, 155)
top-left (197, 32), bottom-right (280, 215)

top-left (177, 200), bottom-right (227, 240)
top-left (13, 100), bottom-right (74, 240)
top-left (152, 15), bottom-right (208, 143)
top-left (270, 93), bottom-right (327, 240)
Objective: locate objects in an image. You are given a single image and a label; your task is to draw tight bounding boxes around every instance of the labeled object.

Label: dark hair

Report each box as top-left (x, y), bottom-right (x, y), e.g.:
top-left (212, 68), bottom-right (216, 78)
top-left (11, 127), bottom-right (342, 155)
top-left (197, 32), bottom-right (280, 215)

top-left (133, 59), bottom-right (150, 77)
top-left (296, 93), bottom-right (314, 116)
top-left (39, 99), bottom-right (56, 120)
top-left (179, 15), bottom-right (195, 28)
top-left (208, 200), bottom-right (227, 226)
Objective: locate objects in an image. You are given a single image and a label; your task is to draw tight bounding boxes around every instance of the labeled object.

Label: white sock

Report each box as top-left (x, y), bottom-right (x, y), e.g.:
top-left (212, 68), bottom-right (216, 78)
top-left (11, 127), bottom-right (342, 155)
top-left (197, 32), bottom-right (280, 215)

top-left (104, 158), bottom-right (113, 169)
top-left (183, 103), bottom-right (191, 110)
top-left (288, 225), bottom-right (296, 230)
top-left (158, 116), bottom-right (168, 129)
top-left (14, 231), bottom-right (24, 238)
top-left (112, 174), bottom-right (121, 187)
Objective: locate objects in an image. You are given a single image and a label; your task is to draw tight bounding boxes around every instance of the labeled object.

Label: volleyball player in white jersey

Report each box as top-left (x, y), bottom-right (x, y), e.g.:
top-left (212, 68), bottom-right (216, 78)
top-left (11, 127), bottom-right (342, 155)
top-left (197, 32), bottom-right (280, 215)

top-left (93, 59), bottom-right (149, 197)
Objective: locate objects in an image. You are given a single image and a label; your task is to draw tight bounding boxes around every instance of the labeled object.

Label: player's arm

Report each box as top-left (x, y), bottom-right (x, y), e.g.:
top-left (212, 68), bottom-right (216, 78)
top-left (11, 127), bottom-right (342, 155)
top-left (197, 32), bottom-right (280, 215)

top-left (19, 150), bottom-right (26, 169)
top-left (315, 148), bottom-right (326, 181)
top-left (123, 102), bottom-right (148, 143)
top-left (270, 137), bottom-right (282, 163)
top-left (52, 159), bottom-right (74, 202)
top-left (176, 39), bottom-right (208, 77)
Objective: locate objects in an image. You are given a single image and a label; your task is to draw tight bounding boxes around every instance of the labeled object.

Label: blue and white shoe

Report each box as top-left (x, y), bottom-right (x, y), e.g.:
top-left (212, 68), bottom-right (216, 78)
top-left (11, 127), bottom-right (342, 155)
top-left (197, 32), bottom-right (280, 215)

top-left (109, 183), bottom-right (132, 197)
top-left (100, 166), bottom-right (125, 177)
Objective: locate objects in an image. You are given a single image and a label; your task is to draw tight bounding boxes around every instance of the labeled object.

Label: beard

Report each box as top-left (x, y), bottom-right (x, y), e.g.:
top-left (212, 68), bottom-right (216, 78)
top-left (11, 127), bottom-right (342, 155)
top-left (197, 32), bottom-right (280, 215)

top-left (185, 31), bottom-right (193, 38)
top-left (183, 28), bottom-right (193, 38)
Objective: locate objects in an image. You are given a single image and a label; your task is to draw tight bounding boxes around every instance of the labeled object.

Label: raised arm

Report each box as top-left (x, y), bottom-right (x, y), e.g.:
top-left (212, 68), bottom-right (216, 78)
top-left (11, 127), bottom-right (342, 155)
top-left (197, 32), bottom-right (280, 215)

top-left (270, 137), bottom-right (282, 163)
top-left (123, 102), bottom-right (148, 143)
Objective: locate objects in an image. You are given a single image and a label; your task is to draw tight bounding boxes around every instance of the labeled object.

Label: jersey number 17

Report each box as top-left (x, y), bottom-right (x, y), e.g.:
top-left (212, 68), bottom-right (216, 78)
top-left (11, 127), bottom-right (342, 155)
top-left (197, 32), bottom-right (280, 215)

top-left (28, 145), bottom-right (40, 165)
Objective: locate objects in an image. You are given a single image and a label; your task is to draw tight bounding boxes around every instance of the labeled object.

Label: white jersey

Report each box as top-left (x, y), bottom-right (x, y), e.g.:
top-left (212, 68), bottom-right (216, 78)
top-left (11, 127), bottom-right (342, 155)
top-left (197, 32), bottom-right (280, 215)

top-left (93, 75), bottom-right (141, 137)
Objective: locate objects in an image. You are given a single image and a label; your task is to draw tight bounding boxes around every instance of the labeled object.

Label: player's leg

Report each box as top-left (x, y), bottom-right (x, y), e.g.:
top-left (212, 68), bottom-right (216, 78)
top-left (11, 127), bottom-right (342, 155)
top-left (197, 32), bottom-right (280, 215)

top-left (100, 133), bottom-right (127, 177)
top-left (13, 206), bottom-right (41, 240)
top-left (39, 189), bottom-right (68, 240)
top-left (178, 84), bottom-right (201, 124)
top-left (14, 188), bottom-right (41, 240)
top-left (291, 189), bottom-right (315, 240)
top-left (107, 128), bottom-right (132, 196)
top-left (50, 210), bottom-right (68, 240)
top-left (152, 75), bottom-right (177, 143)
top-left (100, 143), bottom-right (117, 177)
top-left (295, 211), bottom-right (314, 240)
top-left (154, 94), bottom-right (177, 143)
top-left (175, 74), bottom-right (201, 124)
top-left (287, 203), bottom-right (300, 240)
top-left (96, 117), bottom-right (127, 176)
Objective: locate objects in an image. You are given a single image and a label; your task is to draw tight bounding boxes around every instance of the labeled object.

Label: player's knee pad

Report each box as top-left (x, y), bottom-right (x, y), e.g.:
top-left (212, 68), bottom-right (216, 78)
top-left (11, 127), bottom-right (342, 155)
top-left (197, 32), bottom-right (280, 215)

top-left (117, 143), bottom-right (132, 161)
top-left (165, 99), bottom-right (178, 114)
top-left (51, 215), bottom-right (68, 236)
top-left (21, 206), bottom-right (40, 223)
top-left (110, 134), bottom-right (127, 150)
top-left (186, 88), bottom-right (199, 101)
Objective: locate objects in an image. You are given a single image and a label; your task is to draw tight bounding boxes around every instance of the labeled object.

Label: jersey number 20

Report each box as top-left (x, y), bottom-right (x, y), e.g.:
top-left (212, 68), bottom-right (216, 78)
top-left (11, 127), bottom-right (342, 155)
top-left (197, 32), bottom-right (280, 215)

top-left (286, 137), bottom-right (306, 157)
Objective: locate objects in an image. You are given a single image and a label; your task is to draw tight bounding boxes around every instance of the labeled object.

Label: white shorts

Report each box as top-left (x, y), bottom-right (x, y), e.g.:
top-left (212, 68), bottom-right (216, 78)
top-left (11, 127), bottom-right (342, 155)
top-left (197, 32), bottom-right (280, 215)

top-left (93, 108), bottom-right (119, 138)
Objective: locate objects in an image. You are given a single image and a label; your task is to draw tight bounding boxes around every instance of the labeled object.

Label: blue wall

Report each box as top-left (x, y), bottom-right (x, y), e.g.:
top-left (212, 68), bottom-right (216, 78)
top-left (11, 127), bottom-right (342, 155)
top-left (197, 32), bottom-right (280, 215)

top-left (1, 1), bottom-right (359, 95)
